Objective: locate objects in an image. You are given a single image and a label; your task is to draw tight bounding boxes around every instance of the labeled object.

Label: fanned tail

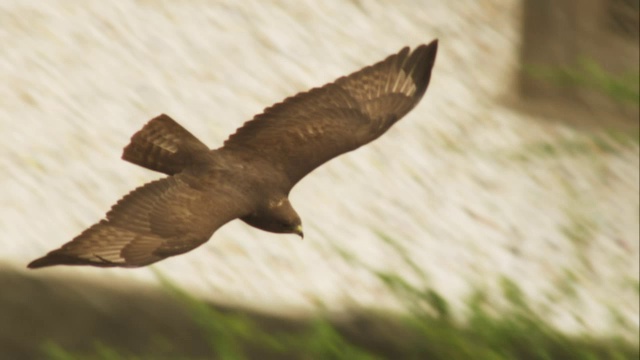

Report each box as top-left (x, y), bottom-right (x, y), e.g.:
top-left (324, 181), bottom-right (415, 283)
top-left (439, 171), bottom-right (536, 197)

top-left (122, 114), bottom-right (210, 175)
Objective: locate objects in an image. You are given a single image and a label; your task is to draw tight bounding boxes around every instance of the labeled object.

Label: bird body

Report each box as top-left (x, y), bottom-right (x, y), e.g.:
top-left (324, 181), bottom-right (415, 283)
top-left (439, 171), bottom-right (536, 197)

top-left (28, 40), bottom-right (438, 269)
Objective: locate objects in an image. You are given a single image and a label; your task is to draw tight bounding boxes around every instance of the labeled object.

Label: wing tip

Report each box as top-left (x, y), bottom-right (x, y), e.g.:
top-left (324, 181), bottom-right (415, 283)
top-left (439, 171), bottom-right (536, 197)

top-left (27, 256), bottom-right (52, 269)
top-left (27, 251), bottom-right (120, 269)
top-left (414, 39), bottom-right (438, 52)
top-left (424, 39), bottom-right (438, 63)
top-left (404, 39), bottom-right (439, 97)
top-left (27, 252), bottom-right (71, 269)
top-left (412, 39), bottom-right (438, 66)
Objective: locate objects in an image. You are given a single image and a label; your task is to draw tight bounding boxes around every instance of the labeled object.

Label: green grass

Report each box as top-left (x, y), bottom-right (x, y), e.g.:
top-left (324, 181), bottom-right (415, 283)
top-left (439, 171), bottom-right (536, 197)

top-left (515, 57), bottom-right (639, 161)
top-left (41, 251), bottom-right (639, 360)
top-left (509, 128), bottom-right (639, 163)
top-left (525, 58), bottom-right (640, 106)
top-left (42, 224), bottom-right (638, 359)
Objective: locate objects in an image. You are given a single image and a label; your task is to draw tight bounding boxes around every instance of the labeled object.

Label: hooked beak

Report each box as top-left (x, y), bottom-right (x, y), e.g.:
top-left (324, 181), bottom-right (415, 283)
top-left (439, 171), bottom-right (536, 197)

top-left (294, 224), bottom-right (304, 239)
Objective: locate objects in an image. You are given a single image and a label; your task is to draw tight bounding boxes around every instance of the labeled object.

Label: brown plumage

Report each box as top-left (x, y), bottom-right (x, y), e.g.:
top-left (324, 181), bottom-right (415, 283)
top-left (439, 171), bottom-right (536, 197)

top-left (28, 40), bottom-right (438, 269)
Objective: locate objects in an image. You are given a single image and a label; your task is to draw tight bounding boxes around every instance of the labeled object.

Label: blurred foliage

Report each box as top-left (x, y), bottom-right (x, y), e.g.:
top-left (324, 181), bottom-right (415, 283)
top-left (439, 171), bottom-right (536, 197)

top-left (525, 58), bottom-right (640, 106)
top-left (519, 56), bottom-right (639, 160)
top-left (42, 248), bottom-right (639, 360)
top-left (511, 128), bottom-right (639, 162)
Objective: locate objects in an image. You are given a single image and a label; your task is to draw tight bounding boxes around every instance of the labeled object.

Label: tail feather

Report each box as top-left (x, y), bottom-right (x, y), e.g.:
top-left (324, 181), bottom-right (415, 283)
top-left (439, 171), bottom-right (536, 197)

top-left (122, 114), bottom-right (210, 175)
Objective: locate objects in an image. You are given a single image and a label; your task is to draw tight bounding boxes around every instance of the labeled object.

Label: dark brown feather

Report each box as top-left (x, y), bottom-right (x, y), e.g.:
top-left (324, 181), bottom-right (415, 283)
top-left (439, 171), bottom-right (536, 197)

top-left (223, 41), bottom-right (438, 186)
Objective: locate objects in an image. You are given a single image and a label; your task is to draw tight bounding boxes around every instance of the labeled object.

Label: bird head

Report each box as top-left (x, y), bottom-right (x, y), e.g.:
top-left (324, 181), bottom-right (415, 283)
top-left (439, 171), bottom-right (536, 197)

top-left (240, 197), bottom-right (303, 238)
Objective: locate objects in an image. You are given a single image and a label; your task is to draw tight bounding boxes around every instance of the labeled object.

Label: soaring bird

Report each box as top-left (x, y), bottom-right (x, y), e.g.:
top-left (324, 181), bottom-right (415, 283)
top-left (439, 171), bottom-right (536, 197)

top-left (28, 40), bottom-right (438, 269)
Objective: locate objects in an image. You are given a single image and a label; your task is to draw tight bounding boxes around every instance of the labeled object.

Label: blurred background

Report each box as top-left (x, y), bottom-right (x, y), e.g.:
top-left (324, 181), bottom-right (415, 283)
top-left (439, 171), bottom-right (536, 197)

top-left (0, 0), bottom-right (638, 358)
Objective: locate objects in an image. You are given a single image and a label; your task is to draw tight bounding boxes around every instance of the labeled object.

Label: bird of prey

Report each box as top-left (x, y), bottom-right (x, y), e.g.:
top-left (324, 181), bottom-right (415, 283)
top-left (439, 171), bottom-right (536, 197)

top-left (28, 40), bottom-right (438, 269)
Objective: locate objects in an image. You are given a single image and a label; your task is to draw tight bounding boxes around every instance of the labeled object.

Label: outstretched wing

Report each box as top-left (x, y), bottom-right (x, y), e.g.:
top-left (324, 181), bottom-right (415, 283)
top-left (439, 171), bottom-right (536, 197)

top-left (222, 40), bottom-right (438, 187)
top-left (28, 173), bottom-right (251, 268)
